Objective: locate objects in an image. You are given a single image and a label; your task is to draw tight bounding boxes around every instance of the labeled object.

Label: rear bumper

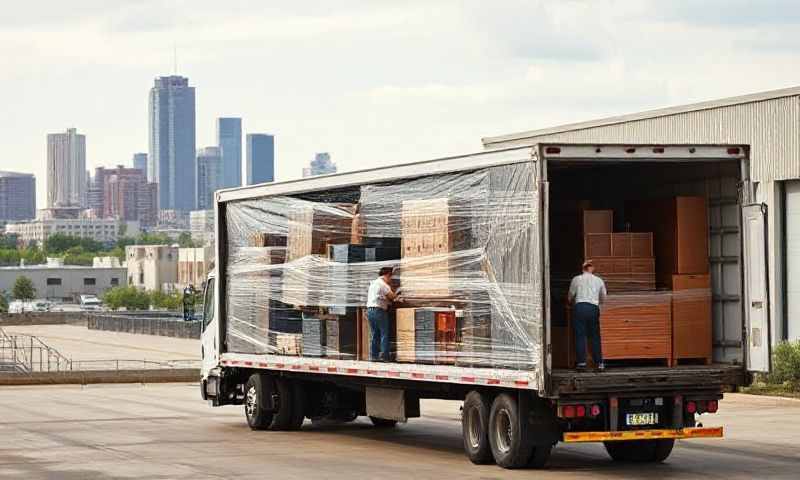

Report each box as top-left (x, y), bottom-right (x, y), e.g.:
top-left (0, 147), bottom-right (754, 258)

top-left (563, 426), bottom-right (723, 443)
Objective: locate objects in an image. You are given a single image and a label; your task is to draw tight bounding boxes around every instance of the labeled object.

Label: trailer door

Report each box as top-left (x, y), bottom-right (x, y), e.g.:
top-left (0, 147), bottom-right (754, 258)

top-left (742, 203), bottom-right (770, 372)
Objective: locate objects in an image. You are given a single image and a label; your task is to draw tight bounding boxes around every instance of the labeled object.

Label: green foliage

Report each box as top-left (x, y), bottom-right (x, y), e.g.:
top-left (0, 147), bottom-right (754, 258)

top-left (0, 248), bottom-right (21, 266)
top-left (0, 234), bottom-right (17, 249)
top-left (767, 341), bottom-right (800, 389)
top-left (135, 232), bottom-right (172, 245)
top-left (150, 290), bottom-right (182, 311)
top-left (12, 276), bottom-right (36, 301)
top-left (102, 286), bottom-right (150, 311)
top-left (177, 232), bottom-right (195, 248)
top-left (44, 233), bottom-right (103, 254)
top-left (0, 293), bottom-right (8, 313)
top-left (20, 245), bottom-right (46, 265)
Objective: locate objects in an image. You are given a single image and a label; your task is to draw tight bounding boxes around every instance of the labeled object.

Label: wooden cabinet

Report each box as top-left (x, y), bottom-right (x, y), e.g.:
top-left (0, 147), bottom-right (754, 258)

top-left (600, 292), bottom-right (672, 365)
top-left (671, 274), bottom-right (712, 364)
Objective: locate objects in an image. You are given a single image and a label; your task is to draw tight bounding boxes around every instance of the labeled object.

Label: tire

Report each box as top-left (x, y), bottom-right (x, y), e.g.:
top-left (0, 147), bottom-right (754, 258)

top-left (288, 380), bottom-right (306, 430)
top-left (604, 439), bottom-right (674, 463)
top-left (488, 393), bottom-right (533, 469)
top-left (244, 374), bottom-right (274, 430)
top-left (462, 391), bottom-right (493, 464)
top-left (369, 416), bottom-right (398, 428)
top-left (270, 378), bottom-right (295, 430)
top-left (528, 444), bottom-right (553, 468)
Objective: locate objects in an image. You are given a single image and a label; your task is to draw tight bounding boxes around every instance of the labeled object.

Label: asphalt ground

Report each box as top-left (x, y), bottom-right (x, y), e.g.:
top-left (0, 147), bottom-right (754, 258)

top-left (0, 384), bottom-right (798, 479)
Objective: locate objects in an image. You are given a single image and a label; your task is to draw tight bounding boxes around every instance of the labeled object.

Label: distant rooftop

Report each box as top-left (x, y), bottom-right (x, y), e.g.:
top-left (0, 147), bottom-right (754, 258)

top-left (0, 171), bottom-right (34, 177)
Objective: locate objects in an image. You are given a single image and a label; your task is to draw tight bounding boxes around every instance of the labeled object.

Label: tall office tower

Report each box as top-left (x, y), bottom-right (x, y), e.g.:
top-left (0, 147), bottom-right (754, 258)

top-left (149, 75), bottom-right (196, 211)
top-left (0, 171), bottom-right (36, 222)
top-left (47, 128), bottom-right (86, 207)
top-left (302, 152), bottom-right (337, 177)
top-left (217, 117), bottom-right (242, 188)
top-left (245, 134), bottom-right (275, 185)
top-left (132, 152), bottom-right (148, 178)
top-left (196, 146), bottom-right (222, 211)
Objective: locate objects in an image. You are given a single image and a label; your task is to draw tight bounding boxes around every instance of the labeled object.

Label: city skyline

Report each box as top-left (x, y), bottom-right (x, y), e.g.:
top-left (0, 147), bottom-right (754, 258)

top-left (246, 133), bottom-right (275, 185)
top-left (47, 128), bottom-right (86, 209)
top-left (7, 2), bottom-right (799, 210)
top-left (217, 117), bottom-right (242, 189)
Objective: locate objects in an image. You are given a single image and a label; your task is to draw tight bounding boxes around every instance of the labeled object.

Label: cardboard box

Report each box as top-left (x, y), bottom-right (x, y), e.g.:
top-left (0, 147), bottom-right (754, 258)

top-left (325, 314), bottom-right (357, 360)
top-left (600, 292), bottom-right (672, 364)
top-left (275, 333), bottom-right (302, 356)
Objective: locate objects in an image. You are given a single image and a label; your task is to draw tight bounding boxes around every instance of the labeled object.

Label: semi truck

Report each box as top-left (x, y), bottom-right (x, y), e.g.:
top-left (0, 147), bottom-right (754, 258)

top-left (200, 143), bottom-right (768, 469)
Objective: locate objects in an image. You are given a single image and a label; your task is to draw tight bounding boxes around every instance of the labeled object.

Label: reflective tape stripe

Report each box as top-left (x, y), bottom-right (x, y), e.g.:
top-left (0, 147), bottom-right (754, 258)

top-left (563, 427), bottom-right (723, 443)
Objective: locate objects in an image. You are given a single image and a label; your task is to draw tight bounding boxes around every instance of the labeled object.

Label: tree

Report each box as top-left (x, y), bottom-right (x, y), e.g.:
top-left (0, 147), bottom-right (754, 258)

top-left (12, 276), bottom-right (36, 302)
top-left (135, 232), bottom-right (172, 245)
top-left (20, 245), bottom-right (46, 265)
top-left (177, 232), bottom-right (195, 248)
top-left (150, 289), bottom-right (182, 311)
top-left (102, 286), bottom-right (150, 311)
top-left (0, 292), bottom-right (8, 313)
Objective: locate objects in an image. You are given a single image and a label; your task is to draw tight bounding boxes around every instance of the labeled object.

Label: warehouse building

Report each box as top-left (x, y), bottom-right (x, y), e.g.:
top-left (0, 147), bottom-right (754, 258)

top-left (482, 85), bottom-right (800, 344)
top-left (0, 257), bottom-right (125, 301)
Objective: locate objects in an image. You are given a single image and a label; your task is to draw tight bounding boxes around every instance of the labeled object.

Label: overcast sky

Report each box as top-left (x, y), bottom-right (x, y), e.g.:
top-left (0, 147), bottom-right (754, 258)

top-left (2, 0), bottom-right (800, 208)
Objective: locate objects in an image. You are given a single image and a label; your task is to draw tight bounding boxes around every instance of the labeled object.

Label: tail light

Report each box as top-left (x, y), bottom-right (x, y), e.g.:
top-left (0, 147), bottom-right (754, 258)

top-left (707, 400), bottom-right (719, 413)
top-left (686, 401), bottom-right (697, 414)
top-left (576, 405), bottom-right (586, 418)
top-left (591, 404), bottom-right (601, 417)
top-left (562, 405), bottom-right (576, 418)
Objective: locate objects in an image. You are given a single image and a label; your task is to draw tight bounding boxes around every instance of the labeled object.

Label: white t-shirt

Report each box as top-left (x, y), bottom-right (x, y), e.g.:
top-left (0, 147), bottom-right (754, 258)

top-left (367, 277), bottom-right (392, 310)
top-left (568, 272), bottom-right (607, 306)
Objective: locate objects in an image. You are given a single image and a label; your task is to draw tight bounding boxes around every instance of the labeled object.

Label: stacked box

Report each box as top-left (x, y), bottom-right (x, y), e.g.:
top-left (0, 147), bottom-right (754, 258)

top-left (599, 292), bottom-right (672, 365)
top-left (395, 308), bottom-right (417, 363)
top-left (456, 302), bottom-right (492, 367)
top-left (250, 232), bottom-right (288, 247)
top-left (400, 198), bottom-right (471, 302)
top-left (325, 313), bottom-right (357, 360)
top-left (397, 308), bottom-right (459, 365)
top-left (275, 333), bottom-right (302, 356)
top-left (302, 314), bottom-right (327, 357)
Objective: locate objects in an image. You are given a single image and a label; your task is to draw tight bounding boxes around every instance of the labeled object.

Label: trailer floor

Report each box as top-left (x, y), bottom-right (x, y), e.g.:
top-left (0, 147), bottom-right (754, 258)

top-left (551, 363), bottom-right (745, 395)
top-left (0, 383), bottom-right (798, 479)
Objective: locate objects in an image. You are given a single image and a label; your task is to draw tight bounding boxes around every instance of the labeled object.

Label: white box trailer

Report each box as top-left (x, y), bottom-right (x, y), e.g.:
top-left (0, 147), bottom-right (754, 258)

top-left (200, 143), bottom-right (767, 469)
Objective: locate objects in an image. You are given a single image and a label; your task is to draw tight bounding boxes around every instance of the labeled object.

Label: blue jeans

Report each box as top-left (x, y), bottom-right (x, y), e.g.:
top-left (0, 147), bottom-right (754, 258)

top-left (368, 307), bottom-right (390, 361)
top-left (573, 302), bottom-right (602, 366)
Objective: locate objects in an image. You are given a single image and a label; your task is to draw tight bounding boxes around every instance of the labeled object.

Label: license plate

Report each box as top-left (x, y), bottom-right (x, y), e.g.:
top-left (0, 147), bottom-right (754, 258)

top-left (626, 412), bottom-right (659, 426)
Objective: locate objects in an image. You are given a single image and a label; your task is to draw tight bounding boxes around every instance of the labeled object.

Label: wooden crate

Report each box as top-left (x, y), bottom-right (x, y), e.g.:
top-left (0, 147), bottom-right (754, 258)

top-left (275, 333), bottom-right (302, 356)
top-left (286, 203), bottom-right (356, 261)
top-left (600, 292), bottom-right (672, 365)
top-left (671, 274), bottom-right (712, 364)
top-left (584, 233), bottom-right (612, 258)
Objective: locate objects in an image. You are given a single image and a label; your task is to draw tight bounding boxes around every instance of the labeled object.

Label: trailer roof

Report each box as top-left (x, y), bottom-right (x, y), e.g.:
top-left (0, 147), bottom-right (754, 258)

top-left (216, 146), bottom-right (533, 203)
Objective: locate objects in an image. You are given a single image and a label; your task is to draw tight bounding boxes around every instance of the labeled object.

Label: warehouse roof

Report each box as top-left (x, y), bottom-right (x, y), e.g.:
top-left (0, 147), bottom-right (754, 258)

top-left (482, 85), bottom-right (800, 147)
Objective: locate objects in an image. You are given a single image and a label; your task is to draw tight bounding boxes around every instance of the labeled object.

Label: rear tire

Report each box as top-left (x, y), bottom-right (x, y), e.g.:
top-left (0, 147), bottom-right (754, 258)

top-left (488, 393), bottom-right (533, 469)
top-left (604, 439), bottom-right (674, 462)
top-left (462, 391), bottom-right (493, 464)
top-left (270, 378), bottom-right (296, 430)
top-left (527, 444), bottom-right (553, 468)
top-left (244, 374), bottom-right (273, 430)
top-left (369, 416), bottom-right (398, 428)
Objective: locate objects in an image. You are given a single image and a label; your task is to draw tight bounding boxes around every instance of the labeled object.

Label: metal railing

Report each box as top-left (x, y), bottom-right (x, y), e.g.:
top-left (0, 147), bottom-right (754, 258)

top-left (0, 328), bottom-right (199, 374)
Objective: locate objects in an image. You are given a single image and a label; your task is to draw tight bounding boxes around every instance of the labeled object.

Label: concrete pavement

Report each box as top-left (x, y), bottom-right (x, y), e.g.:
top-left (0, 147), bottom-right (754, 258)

top-left (0, 385), bottom-right (798, 479)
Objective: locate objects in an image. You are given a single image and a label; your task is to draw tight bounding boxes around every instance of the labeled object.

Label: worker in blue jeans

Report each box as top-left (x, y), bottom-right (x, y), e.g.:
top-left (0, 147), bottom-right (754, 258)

top-left (568, 260), bottom-right (607, 371)
top-left (367, 267), bottom-right (399, 361)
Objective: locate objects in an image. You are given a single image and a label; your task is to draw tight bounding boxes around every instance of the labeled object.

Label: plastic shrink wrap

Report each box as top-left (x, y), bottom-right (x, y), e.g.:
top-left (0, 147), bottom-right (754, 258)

top-left (224, 163), bottom-right (542, 370)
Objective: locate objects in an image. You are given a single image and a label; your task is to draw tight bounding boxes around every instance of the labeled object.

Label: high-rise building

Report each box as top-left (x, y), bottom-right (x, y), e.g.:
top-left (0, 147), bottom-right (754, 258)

top-left (0, 171), bottom-right (36, 223)
top-left (47, 128), bottom-right (86, 208)
top-left (88, 166), bottom-right (158, 227)
top-left (132, 152), bottom-right (148, 178)
top-left (245, 134), bottom-right (275, 185)
top-left (149, 76), bottom-right (196, 211)
top-left (196, 146), bottom-right (222, 211)
top-left (217, 117), bottom-right (242, 188)
top-left (302, 152), bottom-right (337, 177)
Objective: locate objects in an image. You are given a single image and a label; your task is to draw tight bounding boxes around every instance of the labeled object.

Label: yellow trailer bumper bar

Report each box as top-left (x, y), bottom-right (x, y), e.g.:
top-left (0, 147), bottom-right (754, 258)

top-left (563, 426), bottom-right (723, 443)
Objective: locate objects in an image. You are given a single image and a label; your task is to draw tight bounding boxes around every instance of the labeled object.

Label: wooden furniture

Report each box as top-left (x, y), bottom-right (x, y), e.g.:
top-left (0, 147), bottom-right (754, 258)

top-left (671, 274), bottom-right (712, 365)
top-left (630, 196), bottom-right (709, 286)
top-left (583, 209), bottom-right (613, 234)
top-left (600, 292), bottom-right (672, 365)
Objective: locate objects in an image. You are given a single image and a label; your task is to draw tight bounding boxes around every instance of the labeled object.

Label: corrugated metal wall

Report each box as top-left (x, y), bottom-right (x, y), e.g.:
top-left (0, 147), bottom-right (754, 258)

top-left (486, 96), bottom-right (800, 182)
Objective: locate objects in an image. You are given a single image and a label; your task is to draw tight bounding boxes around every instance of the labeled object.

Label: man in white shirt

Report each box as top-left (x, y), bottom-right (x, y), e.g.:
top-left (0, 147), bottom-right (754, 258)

top-left (568, 260), bottom-right (607, 371)
top-left (367, 267), bottom-right (399, 361)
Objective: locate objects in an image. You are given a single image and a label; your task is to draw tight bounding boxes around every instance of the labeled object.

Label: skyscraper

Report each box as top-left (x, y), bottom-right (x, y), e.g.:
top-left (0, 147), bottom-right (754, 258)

top-left (196, 146), bottom-right (222, 211)
top-left (0, 171), bottom-right (36, 222)
top-left (246, 134), bottom-right (275, 185)
top-left (47, 128), bottom-right (86, 208)
top-left (132, 152), bottom-right (148, 178)
top-left (302, 152), bottom-right (337, 177)
top-left (217, 117), bottom-right (242, 188)
top-left (149, 76), bottom-right (196, 211)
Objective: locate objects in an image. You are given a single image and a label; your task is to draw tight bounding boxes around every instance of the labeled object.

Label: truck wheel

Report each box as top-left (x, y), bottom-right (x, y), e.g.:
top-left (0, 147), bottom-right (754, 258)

top-left (604, 439), bottom-right (674, 462)
top-left (488, 393), bottom-right (534, 469)
top-left (270, 377), bottom-right (296, 430)
top-left (244, 374), bottom-right (273, 430)
top-left (369, 416), bottom-right (398, 428)
top-left (462, 391), bottom-right (492, 464)
top-left (288, 380), bottom-right (306, 430)
top-left (527, 444), bottom-right (552, 468)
